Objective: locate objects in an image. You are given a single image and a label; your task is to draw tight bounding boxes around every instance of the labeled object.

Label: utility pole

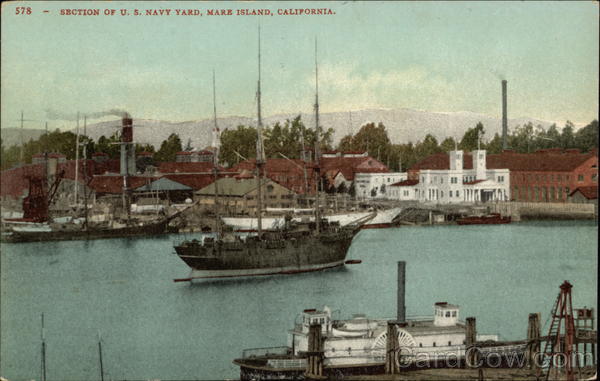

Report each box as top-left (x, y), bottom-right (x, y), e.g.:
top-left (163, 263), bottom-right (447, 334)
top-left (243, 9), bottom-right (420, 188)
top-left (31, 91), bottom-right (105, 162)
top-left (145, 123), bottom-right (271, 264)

top-left (74, 112), bottom-right (80, 210)
top-left (20, 111), bottom-right (24, 164)
top-left (255, 25), bottom-right (265, 236)
top-left (313, 37), bottom-right (321, 233)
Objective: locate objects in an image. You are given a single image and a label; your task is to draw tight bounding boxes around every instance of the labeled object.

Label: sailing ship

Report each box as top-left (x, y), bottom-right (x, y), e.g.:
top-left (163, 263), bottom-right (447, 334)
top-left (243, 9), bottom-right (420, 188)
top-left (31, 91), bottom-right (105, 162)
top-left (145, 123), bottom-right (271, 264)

top-left (173, 34), bottom-right (368, 280)
top-left (2, 116), bottom-right (178, 243)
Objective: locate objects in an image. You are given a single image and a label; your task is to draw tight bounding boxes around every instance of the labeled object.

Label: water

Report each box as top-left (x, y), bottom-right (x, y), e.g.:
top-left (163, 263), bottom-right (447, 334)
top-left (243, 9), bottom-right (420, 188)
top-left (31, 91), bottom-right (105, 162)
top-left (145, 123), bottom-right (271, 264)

top-left (1, 221), bottom-right (597, 380)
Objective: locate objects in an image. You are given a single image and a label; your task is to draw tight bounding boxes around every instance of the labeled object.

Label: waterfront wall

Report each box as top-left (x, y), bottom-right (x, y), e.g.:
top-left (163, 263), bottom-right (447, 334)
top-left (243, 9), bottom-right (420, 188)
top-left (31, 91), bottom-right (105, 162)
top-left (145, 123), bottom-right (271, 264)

top-left (491, 202), bottom-right (596, 220)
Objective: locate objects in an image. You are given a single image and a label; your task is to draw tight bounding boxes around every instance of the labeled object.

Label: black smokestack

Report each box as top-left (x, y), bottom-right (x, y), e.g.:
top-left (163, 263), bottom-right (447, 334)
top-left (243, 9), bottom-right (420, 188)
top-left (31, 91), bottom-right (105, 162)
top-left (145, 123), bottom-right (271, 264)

top-left (502, 80), bottom-right (508, 149)
top-left (397, 261), bottom-right (405, 323)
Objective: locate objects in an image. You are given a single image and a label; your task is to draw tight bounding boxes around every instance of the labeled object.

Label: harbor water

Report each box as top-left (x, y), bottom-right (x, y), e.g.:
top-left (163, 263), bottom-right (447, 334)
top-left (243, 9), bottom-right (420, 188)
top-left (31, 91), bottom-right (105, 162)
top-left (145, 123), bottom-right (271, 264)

top-left (1, 221), bottom-right (597, 380)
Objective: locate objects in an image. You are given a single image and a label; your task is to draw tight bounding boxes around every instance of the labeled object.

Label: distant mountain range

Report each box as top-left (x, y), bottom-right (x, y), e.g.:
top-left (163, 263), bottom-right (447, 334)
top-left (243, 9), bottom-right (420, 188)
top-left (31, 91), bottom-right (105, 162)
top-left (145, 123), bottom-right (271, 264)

top-left (1, 108), bottom-right (580, 149)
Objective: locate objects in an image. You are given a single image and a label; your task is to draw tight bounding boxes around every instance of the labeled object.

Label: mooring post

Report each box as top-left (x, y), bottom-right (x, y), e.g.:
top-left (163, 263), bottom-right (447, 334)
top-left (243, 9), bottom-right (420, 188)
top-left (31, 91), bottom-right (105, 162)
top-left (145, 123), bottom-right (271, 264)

top-left (527, 313), bottom-right (541, 369)
top-left (305, 323), bottom-right (324, 380)
top-left (385, 321), bottom-right (399, 374)
top-left (466, 317), bottom-right (478, 368)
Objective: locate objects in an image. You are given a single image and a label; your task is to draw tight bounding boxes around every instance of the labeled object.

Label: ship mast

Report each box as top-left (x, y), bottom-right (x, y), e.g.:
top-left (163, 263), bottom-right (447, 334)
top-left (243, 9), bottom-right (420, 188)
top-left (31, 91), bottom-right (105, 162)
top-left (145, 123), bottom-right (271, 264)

top-left (256, 26), bottom-right (265, 237)
top-left (212, 69), bottom-right (222, 236)
top-left (314, 37), bottom-right (321, 233)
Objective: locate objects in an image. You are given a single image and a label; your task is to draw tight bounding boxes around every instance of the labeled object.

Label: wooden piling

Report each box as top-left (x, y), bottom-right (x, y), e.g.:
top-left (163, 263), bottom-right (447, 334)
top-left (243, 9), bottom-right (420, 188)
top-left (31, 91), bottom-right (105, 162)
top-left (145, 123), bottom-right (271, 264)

top-left (385, 322), bottom-right (400, 374)
top-left (305, 323), bottom-right (325, 380)
top-left (466, 317), bottom-right (478, 368)
top-left (526, 313), bottom-right (541, 370)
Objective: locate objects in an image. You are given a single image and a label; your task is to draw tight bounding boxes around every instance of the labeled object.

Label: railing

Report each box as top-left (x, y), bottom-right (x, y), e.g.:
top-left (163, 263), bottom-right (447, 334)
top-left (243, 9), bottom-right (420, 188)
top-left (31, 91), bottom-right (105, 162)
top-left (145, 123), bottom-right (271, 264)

top-left (266, 358), bottom-right (306, 369)
top-left (242, 346), bottom-right (290, 359)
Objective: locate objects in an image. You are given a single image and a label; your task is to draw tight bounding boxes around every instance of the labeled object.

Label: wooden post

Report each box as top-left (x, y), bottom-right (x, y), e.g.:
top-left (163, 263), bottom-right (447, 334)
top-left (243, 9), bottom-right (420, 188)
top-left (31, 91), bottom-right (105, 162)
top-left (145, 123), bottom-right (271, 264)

top-left (305, 323), bottom-right (324, 380)
top-left (526, 313), bottom-right (541, 369)
top-left (466, 317), bottom-right (478, 368)
top-left (385, 322), bottom-right (399, 374)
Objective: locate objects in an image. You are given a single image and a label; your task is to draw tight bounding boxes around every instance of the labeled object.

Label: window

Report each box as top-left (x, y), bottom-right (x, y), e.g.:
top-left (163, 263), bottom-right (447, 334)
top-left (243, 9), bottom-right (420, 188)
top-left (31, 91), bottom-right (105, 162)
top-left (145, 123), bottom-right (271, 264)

top-left (445, 311), bottom-right (451, 317)
top-left (592, 174), bottom-right (597, 182)
top-left (419, 343), bottom-right (423, 347)
top-left (578, 175), bottom-right (584, 182)
top-left (266, 184), bottom-right (274, 192)
top-left (449, 190), bottom-right (453, 197)
top-left (498, 176), bottom-right (504, 183)
top-left (448, 341), bottom-right (452, 346)
top-left (456, 191), bottom-right (460, 197)
top-left (433, 342), bottom-right (436, 347)
top-left (452, 311), bottom-right (457, 317)
top-left (441, 191), bottom-right (444, 198)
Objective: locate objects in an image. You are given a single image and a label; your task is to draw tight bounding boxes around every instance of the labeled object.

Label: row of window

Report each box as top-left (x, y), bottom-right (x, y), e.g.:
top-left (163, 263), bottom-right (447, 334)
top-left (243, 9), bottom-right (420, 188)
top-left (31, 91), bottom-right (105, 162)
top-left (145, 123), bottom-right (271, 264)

top-left (436, 310), bottom-right (457, 317)
top-left (513, 186), bottom-right (570, 201)
top-left (516, 173), bottom-right (597, 183)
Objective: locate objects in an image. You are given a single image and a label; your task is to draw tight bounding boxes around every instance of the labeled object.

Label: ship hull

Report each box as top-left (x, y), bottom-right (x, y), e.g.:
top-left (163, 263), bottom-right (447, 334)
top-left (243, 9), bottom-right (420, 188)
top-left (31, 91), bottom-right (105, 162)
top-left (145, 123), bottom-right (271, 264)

top-left (2, 219), bottom-right (171, 243)
top-left (174, 229), bottom-right (357, 279)
top-left (185, 259), bottom-right (345, 279)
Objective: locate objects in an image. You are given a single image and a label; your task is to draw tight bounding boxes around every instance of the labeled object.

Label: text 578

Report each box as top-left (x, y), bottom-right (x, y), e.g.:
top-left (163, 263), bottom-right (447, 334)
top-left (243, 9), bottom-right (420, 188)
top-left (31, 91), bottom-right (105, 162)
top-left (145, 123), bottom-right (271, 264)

top-left (15, 7), bottom-right (32, 15)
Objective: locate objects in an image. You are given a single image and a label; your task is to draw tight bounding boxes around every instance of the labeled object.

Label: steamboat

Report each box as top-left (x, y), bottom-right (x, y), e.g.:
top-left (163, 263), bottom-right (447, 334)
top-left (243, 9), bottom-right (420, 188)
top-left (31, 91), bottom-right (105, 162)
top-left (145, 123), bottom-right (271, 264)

top-left (233, 262), bottom-right (527, 380)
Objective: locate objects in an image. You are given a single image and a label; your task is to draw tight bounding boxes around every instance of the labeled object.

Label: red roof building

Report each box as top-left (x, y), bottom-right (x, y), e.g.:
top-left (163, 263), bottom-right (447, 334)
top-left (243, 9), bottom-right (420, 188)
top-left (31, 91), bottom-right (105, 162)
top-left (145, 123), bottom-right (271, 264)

top-left (568, 186), bottom-right (598, 203)
top-left (157, 162), bottom-right (219, 174)
top-left (408, 149), bottom-right (598, 202)
top-left (230, 158), bottom-right (317, 195)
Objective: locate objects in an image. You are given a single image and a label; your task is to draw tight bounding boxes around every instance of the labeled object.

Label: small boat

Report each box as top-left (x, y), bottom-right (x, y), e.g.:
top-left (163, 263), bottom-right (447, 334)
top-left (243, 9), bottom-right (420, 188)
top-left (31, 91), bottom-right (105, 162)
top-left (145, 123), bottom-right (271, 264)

top-left (456, 213), bottom-right (511, 225)
top-left (361, 207), bottom-right (402, 229)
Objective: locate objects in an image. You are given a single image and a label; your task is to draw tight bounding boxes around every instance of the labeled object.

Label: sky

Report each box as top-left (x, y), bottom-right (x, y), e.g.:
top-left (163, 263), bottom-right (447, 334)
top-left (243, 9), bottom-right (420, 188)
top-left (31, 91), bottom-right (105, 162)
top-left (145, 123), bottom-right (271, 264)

top-left (1, 1), bottom-right (598, 131)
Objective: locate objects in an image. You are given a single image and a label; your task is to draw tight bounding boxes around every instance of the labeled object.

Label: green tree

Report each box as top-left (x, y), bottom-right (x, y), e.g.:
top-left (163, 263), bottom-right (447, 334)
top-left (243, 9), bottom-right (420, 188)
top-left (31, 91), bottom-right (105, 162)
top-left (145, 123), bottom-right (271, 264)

top-left (415, 134), bottom-right (440, 159)
top-left (559, 121), bottom-right (575, 149)
top-left (574, 120), bottom-right (599, 152)
top-left (154, 133), bottom-right (183, 162)
top-left (220, 125), bottom-right (258, 166)
top-left (485, 133), bottom-right (503, 154)
top-left (459, 122), bottom-right (485, 151)
top-left (439, 137), bottom-right (457, 152)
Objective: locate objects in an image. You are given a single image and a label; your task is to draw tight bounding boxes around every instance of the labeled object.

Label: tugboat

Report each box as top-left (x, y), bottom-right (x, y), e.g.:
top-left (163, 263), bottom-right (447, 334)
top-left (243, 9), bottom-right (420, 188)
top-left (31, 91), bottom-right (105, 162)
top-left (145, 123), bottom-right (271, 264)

top-left (456, 213), bottom-right (511, 225)
top-left (173, 33), bottom-right (369, 280)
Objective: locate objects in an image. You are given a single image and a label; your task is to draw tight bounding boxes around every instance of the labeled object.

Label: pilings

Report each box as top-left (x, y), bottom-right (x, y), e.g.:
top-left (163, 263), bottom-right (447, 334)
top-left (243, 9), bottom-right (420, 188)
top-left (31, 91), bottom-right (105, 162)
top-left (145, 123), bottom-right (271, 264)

top-left (466, 317), bottom-right (478, 367)
top-left (305, 323), bottom-right (325, 380)
top-left (526, 313), bottom-right (541, 370)
top-left (385, 322), bottom-right (400, 374)
top-left (397, 261), bottom-right (406, 324)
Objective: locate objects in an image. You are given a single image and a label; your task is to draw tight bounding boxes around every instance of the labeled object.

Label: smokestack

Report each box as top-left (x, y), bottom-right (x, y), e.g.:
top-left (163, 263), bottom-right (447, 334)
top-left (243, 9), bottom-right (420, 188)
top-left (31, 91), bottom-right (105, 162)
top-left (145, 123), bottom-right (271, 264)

top-left (120, 114), bottom-right (135, 175)
top-left (397, 261), bottom-right (406, 323)
top-left (502, 80), bottom-right (508, 150)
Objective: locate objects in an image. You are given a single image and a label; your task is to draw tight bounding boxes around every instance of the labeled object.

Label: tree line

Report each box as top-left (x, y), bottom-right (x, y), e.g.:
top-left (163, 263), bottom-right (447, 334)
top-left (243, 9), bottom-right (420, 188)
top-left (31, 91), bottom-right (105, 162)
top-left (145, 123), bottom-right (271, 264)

top-left (2, 116), bottom-right (597, 172)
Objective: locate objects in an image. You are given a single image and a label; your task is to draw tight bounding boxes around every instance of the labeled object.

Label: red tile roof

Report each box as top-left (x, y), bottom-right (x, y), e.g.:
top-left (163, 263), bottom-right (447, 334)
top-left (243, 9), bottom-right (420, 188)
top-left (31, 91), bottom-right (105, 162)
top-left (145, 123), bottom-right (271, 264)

top-left (230, 158), bottom-right (316, 195)
top-left (321, 156), bottom-right (388, 181)
top-left (1, 164), bottom-right (46, 198)
top-left (163, 174), bottom-right (216, 190)
top-left (158, 162), bottom-right (219, 174)
top-left (390, 179), bottom-right (419, 187)
top-left (390, 180), bottom-right (419, 187)
top-left (410, 151), bottom-right (597, 172)
top-left (88, 175), bottom-right (154, 194)
top-left (569, 186), bottom-right (597, 200)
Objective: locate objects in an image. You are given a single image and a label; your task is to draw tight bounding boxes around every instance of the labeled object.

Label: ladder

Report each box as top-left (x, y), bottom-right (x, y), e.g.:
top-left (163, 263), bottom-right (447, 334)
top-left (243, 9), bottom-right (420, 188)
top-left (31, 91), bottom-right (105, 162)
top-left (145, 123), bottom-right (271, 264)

top-left (543, 281), bottom-right (577, 381)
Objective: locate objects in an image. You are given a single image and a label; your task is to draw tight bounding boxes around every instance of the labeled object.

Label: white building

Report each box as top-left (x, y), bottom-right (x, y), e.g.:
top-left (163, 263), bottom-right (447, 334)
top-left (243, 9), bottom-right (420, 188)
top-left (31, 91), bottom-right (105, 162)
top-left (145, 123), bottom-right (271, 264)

top-left (354, 172), bottom-right (407, 200)
top-left (389, 150), bottom-right (510, 204)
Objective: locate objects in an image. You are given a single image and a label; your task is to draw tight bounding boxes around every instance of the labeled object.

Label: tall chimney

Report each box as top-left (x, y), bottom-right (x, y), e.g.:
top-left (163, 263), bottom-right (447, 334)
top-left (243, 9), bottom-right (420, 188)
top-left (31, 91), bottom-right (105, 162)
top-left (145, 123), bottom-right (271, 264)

top-left (120, 114), bottom-right (135, 176)
top-left (397, 261), bottom-right (406, 323)
top-left (502, 80), bottom-right (508, 150)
